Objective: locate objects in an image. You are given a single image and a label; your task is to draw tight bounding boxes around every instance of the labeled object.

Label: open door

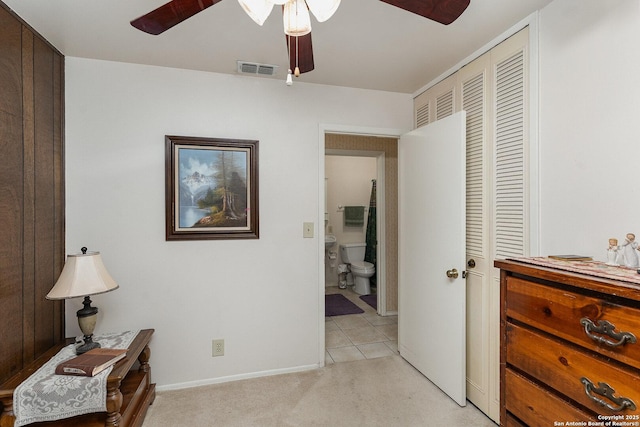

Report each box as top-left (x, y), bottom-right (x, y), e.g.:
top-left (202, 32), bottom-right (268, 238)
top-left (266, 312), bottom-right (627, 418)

top-left (398, 111), bottom-right (466, 406)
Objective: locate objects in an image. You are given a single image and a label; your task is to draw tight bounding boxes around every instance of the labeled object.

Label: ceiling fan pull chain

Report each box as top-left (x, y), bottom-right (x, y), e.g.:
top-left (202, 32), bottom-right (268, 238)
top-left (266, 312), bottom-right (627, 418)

top-left (286, 33), bottom-right (294, 85)
top-left (294, 36), bottom-right (300, 77)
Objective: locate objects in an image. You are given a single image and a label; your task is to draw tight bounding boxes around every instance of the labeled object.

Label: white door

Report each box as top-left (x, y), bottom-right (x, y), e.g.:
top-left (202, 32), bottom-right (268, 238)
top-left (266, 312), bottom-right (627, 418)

top-left (398, 111), bottom-right (467, 406)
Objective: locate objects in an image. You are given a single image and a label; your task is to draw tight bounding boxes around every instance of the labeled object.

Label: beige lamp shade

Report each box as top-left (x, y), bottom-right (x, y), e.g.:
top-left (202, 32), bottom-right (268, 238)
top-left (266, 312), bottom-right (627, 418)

top-left (46, 251), bottom-right (119, 300)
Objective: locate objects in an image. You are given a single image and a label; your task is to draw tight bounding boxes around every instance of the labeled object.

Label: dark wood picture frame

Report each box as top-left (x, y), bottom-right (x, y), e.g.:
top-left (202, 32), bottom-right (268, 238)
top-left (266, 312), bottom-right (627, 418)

top-left (165, 135), bottom-right (259, 240)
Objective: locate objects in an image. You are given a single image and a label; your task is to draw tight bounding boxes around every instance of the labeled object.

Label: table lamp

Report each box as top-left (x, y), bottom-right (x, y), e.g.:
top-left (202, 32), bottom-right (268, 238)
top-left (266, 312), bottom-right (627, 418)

top-left (46, 247), bottom-right (119, 354)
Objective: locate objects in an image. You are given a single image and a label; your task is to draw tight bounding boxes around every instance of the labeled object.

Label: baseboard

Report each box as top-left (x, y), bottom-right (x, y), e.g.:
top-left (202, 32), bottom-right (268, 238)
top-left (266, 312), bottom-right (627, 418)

top-left (156, 363), bottom-right (321, 392)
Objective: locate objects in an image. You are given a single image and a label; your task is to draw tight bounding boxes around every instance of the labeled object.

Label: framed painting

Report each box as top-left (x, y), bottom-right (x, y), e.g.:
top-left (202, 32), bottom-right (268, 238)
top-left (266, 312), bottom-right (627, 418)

top-left (165, 136), bottom-right (259, 240)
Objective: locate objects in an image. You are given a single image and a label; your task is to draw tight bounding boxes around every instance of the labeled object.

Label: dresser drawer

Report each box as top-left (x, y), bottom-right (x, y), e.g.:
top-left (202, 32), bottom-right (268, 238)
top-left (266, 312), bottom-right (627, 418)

top-left (504, 414), bottom-right (527, 427)
top-left (505, 368), bottom-right (595, 425)
top-left (506, 323), bottom-right (640, 416)
top-left (506, 276), bottom-right (640, 369)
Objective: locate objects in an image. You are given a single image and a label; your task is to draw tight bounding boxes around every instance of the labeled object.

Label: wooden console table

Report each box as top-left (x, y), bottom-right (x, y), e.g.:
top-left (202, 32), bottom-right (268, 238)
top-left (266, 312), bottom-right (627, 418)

top-left (0, 329), bottom-right (155, 427)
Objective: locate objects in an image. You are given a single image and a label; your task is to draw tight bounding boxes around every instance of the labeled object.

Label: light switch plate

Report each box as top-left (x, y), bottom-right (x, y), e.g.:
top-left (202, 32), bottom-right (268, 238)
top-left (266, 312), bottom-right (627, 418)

top-left (303, 222), bottom-right (314, 238)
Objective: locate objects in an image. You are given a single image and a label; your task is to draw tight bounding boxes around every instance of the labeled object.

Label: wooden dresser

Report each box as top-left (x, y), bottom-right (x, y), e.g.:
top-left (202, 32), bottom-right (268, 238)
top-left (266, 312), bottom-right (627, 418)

top-left (495, 259), bottom-right (640, 426)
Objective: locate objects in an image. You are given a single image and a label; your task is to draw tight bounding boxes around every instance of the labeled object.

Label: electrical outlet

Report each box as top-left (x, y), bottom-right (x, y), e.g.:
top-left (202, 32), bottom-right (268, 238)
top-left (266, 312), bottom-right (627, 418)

top-left (212, 339), bottom-right (224, 357)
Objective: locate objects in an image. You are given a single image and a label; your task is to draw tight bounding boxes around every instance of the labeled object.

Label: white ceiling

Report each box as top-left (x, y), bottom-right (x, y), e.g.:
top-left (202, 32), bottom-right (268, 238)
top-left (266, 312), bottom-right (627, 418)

top-left (3, 0), bottom-right (553, 93)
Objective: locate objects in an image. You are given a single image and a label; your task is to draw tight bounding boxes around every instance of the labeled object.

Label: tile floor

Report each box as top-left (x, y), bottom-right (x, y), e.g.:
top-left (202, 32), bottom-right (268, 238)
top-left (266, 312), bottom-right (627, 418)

top-left (325, 287), bottom-right (398, 365)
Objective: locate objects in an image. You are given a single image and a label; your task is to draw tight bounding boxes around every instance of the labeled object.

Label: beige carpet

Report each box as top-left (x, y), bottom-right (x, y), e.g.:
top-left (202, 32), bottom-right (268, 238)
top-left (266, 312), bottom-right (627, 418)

top-left (143, 355), bottom-right (497, 426)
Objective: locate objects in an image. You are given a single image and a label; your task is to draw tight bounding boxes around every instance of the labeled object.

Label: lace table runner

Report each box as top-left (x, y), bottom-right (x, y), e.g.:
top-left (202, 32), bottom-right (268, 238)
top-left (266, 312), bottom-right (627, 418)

top-left (14, 330), bottom-right (139, 426)
top-left (508, 256), bottom-right (640, 286)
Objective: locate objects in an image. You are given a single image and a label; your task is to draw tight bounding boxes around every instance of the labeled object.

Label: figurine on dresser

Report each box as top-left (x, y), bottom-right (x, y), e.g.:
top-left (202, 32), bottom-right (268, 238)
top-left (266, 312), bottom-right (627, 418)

top-left (615, 233), bottom-right (640, 268)
top-left (607, 238), bottom-right (618, 265)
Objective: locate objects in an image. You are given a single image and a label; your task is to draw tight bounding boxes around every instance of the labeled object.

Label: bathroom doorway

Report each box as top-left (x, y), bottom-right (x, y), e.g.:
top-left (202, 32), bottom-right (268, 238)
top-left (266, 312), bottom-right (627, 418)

top-left (324, 133), bottom-right (399, 316)
top-left (324, 155), bottom-right (377, 291)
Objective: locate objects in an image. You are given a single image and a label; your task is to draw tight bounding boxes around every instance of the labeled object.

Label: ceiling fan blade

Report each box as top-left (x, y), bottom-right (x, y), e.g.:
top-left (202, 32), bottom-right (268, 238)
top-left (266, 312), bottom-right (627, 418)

top-left (131, 0), bottom-right (223, 35)
top-left (380, 0), bottom-right (470, 25)
top-left (286, 33), bottom-right (315, 74)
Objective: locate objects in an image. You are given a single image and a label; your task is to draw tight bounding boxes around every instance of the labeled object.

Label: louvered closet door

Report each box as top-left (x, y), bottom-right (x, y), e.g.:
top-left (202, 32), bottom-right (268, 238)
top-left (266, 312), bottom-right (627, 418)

top-left (413, 74), bottom-right (456, 128)
top-left (414, 92), bottom-right (430, 128)
top-left (458, 52), bottom-right (492, 419)
top-left (494, 40), bottom-right (527, 260)
top-left (436, 89), bottom-right (454, 120)
top-left (458, 30), bottom-right (528, 421)
top-left (415, 103), bottom-right (430, 128)
top-left (488, 27), bottom-right (529, 423)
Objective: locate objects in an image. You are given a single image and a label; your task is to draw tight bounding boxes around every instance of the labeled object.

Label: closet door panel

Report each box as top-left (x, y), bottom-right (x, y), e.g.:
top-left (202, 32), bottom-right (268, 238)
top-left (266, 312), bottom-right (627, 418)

top-left (459, 52), bottom-right (492, 417)
top-left (414, 73), bottom-right (456, 127)
top-left (434, 74), bottom-right (456, 120)
top-left (492, 29), bottom-right (528, 260)
top-left (489, 27), bottom-right (529, 421)
top-left (414, 96), bottom-right (430, 128)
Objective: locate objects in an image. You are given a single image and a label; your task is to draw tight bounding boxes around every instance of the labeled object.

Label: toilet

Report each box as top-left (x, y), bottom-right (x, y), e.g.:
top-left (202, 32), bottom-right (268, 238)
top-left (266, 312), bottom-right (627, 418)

top-left (339, 243), bottom-right (375, 295)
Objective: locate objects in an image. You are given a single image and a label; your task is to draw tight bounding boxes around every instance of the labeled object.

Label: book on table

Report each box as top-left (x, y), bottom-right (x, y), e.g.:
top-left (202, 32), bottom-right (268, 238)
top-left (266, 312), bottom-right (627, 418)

top-left (55, 348), bottom-right (128, 377)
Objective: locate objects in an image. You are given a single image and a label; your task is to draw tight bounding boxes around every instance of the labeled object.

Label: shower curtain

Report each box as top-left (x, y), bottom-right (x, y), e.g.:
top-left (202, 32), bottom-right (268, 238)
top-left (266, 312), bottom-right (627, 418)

top-left (364, 179), bottom-right (377, 287)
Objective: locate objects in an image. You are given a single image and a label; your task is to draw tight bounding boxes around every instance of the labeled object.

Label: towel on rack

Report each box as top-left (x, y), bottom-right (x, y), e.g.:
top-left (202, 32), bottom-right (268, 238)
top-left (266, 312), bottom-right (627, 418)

top-left (344, 206), bottom-right (365, 227)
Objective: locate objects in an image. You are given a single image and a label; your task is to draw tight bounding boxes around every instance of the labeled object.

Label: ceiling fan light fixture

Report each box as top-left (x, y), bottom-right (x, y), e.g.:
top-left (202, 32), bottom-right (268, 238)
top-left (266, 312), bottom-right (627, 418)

top-left (238, 0), bottom-right (274, 25)
top-left (283, 0), bottom-right (311, 37)
top-left (305, 0), bottom-right (341, 22)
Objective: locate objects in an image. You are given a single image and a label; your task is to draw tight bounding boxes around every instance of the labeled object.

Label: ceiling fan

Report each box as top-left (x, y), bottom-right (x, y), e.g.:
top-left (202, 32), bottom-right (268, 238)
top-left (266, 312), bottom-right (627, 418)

top-left (131, 0), bottom-right (470, 79)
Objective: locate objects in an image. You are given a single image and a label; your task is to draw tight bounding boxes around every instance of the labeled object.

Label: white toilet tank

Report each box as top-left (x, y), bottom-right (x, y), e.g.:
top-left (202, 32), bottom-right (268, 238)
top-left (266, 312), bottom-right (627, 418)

top-left (339, 243), bottom-right (366, 263)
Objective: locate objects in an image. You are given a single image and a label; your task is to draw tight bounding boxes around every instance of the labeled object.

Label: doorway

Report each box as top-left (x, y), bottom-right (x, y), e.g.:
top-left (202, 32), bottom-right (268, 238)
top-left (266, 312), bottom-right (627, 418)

top-left (324, 133), bottom-right (399, 317)
top-left (324, 155), bottom-right (377, 290)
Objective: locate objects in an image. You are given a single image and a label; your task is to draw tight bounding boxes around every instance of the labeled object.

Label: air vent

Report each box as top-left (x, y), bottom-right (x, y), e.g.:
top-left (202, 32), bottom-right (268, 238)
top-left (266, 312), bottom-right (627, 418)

top-left (237, 61), bottom-right (278, 77)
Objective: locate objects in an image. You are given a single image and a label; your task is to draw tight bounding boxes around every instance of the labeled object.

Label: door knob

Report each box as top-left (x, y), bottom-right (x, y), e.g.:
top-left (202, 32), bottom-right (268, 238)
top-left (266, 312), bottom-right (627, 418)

top-left (467, 259), bottom-right (476, 268)
top-left (446, 268), bottom-right (459, 279)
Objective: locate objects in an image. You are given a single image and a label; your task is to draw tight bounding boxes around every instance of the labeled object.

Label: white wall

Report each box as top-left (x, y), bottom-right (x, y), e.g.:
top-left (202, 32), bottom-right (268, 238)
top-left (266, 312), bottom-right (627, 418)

top-left (539, 0), bottom-right (640, 260)
top-left (64, 57), bottom-right (411, 388)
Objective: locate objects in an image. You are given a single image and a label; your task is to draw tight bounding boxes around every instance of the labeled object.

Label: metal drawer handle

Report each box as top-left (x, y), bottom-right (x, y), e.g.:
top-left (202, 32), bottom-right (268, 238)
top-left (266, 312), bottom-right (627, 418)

top-left (581, 377), bottom-right (636, 412)
top-left (580, 318), bottom-right (637, 347)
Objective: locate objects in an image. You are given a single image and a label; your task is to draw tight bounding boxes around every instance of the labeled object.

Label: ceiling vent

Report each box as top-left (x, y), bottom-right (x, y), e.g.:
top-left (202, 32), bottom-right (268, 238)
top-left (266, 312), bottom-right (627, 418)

top-left (237, 61), bottom-right (278, 77)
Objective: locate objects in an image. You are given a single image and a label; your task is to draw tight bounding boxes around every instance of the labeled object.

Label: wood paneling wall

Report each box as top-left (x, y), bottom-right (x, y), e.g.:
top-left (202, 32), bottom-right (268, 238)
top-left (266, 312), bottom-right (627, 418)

top-left (325, 134), bottom-right (398, 312)
top-left (0, 2), bottom-right (65, 384)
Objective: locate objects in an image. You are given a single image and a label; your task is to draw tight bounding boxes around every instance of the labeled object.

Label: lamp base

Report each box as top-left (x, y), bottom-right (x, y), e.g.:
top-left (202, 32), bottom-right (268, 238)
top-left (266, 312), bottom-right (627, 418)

top-left (76, 295), bottom-right (100, 354)
top-left (76, 336), bottom-right (101, 354)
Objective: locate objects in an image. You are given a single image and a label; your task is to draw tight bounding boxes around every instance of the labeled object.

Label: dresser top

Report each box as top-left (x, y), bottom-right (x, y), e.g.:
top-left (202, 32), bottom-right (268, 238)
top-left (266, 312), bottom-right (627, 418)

top-left (495, 258), bottom-right (640, 303)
